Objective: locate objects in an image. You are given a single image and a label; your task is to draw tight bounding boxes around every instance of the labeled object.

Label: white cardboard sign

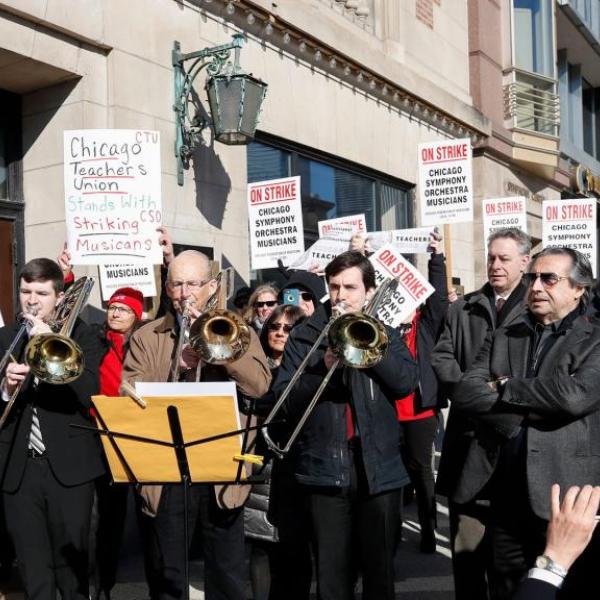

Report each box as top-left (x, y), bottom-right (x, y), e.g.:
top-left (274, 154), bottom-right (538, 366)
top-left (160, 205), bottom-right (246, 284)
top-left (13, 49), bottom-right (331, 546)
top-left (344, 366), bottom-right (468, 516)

top-left (64, 129), bottom-right (162, 266)
top-left (482, 197), bottom-right (527, 246)
top-left (248, 176), bottom-right (304, 270)
top-left (369, 244), bottom-right (434, 327)
top-left (542, 198), bottom-right (597, 276)
top-left (418, 138), bottom-right (473, 226)
top-left (98, 263), bottom-right (157, 301)
top-left (289, 238), bottom-right (350, 271)
top-left (367, 227), bottom-right (436, 254)
top-left (318, 214), bottom-right (367, 240)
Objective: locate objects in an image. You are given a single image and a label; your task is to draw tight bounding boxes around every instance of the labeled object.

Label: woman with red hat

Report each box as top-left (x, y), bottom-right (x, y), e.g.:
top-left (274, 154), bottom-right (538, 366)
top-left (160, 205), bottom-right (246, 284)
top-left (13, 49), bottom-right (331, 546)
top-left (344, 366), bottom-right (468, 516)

top-left (58, 245), bottom-right (145, 600)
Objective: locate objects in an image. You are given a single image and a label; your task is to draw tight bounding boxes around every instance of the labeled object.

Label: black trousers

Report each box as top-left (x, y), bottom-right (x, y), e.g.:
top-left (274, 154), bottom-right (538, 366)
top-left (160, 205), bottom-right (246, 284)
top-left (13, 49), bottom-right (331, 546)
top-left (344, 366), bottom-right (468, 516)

top-left (400, 415), bottom-right (438, 542)
top-left (92, 476), bottom-right (129, 597)
top-left (448, 499), bottom-right (492, 600)
top-left (3, 455), bottom-right (95, 600)
top-left (138, 483), bottom-right (246, 600)
top-left (306, 445), bottom-right (401, 600)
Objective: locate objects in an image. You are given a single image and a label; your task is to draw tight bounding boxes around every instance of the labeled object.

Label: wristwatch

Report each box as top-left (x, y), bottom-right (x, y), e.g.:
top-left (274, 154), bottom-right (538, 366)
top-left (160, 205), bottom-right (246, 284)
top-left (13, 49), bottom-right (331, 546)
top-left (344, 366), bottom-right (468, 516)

top-left (535, 555), bottom-right (568, 578)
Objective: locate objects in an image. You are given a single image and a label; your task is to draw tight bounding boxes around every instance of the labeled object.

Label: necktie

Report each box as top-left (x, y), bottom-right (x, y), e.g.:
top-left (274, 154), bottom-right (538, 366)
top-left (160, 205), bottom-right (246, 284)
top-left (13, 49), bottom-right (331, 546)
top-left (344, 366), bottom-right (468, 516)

top-left (496, 297), bottom-right (506, 313)
top-left (29, 407), bottom-right (45, 454)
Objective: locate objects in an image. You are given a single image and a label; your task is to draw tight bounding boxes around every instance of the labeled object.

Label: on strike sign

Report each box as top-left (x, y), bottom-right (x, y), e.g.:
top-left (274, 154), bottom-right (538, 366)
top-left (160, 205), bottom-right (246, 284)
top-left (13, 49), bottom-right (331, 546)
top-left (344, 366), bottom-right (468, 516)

top-left (542, 199), bottom-right (597, 276)
top-left (418, 138), bottom-right (473, 226)
top-left (369, 244), bottom-right (434, 327)
top-left (318, 214), bottom-right (366, 240)
top-left (64, 129), bottom-right (162, 266)
top-left (248, 176), bottom-right (304, 270)
top-left (482, 197), bottom-right (527, 246)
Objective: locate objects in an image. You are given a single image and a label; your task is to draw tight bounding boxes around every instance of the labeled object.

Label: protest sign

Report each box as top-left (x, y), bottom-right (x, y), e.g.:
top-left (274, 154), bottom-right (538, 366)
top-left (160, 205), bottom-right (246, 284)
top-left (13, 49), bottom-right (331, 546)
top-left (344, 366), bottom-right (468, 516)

top-left (482, 197), bottom-right (527, 247)
top-left (248, 176), bottom-right (304, 270)
top-left (369, 244), bottom-right (434, 327)
top-left (98, 263), bottom-right (157, 301)
top-left (318, 214), bottom-right (366, 240)
top-left (64, 130), bottom-right (162, 266)
top-left (542, 198), bottom-right (597, 276)
top-left (289, 237), bottom-right (350, 271)
top-left (418, 138), bottom-right (473, 226)
top-left (367, 227), bottom-right (436, 254)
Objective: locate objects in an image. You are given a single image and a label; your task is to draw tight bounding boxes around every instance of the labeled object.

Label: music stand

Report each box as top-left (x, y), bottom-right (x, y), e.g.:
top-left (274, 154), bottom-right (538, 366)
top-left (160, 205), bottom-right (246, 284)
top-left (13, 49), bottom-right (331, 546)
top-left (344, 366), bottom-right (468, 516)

top-left (80, 383), bottom-right (262, 600)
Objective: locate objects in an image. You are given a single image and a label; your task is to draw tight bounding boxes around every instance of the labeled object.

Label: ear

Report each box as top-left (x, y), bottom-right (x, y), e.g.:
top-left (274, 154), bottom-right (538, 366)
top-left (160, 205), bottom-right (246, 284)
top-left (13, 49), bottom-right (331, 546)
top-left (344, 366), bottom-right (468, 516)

top-left (520, 254), bottom-right (531, 272)
top-left (365, 287), bottom-right (376, 302)
top-left (208, 278), bottom-right (218, 297)
top-left (574, 285), bottom-right (585, 301)
top-left (55, 291), bottom-right (65, 307)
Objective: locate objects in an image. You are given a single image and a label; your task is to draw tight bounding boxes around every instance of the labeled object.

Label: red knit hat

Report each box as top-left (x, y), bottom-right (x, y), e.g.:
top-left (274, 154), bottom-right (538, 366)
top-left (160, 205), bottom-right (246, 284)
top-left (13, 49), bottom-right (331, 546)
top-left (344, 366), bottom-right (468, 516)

top-left (108, 287), bottom-right (144, 319)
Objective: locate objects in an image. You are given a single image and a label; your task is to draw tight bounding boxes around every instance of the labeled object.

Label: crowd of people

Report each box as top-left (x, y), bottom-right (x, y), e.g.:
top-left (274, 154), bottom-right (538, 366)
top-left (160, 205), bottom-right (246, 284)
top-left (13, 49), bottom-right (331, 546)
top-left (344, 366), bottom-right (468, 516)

top-left (0, 226), bottom-right (599, 600)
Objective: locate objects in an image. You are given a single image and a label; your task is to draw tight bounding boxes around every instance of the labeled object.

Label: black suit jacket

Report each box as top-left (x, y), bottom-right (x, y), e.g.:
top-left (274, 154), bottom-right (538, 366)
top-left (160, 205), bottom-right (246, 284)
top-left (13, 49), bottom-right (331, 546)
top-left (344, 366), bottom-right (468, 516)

top-left (0, 318), bottom-right (105, 492)
top-left (513, 577), bottom-right (557, 600)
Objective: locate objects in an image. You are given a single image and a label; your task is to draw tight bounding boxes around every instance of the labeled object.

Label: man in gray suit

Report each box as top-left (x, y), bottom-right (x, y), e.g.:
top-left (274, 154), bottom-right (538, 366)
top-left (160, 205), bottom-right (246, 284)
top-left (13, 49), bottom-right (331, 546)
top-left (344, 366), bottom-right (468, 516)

top-left (454, 247), bottom-right (600, 600)
top-left (432, 228), bottom-right (531, 599)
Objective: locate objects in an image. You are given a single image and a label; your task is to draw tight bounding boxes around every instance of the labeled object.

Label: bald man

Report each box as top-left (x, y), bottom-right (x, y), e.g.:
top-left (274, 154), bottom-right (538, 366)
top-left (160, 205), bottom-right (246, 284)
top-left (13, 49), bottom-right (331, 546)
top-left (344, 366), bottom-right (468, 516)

top-left (122, 251), bottom-right (271, 600)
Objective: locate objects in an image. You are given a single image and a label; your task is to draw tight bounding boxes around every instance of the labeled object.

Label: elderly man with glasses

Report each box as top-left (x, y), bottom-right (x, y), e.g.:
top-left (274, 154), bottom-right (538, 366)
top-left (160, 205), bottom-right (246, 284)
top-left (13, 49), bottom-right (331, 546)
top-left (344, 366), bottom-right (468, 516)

top-left (122, 250), bottom-right (271, 600)
top-left (452, 247), bottom-right (600, 600)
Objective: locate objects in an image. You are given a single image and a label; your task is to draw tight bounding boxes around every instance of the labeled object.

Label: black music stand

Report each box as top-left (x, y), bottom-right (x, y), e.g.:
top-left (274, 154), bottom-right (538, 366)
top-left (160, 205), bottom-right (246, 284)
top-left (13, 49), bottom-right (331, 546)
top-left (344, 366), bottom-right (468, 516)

top-left (74, 398), bottom-right (264, 600)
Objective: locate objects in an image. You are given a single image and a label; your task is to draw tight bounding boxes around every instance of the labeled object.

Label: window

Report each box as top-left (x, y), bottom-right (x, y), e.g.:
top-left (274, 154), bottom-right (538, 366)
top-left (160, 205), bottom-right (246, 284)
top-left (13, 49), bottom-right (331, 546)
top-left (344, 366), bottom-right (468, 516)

top-left (513, 0), bottom-right (555, 78)
top-left (247, 137), bottom-right (412, 284)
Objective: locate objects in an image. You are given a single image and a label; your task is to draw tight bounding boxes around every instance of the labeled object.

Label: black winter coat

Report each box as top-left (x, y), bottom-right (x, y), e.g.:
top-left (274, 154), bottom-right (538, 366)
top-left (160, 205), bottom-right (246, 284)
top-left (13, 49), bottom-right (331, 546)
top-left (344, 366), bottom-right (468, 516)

top-left (272, 307), bottom-right (419, 494)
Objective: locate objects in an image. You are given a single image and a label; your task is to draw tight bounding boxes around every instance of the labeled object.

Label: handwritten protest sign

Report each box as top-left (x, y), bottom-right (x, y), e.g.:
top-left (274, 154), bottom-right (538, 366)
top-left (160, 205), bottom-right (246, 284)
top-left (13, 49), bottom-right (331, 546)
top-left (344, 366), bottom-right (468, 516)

top-left (289, 238), bottom-right (350, 271)
top-left (369, 244), bottom-right (434, 327)
top-left (98, 263), bottom-right (157, 301)
top-left (542, 198), bottom-right (597, 276)
top-left (367, 227), bottom-right (436, 254)
top-left (418, 138), bottom-right (473, 226)
top-left (64, 130), bottom-right (162, 266)
top-left (482, 197), bottom-right (527, 247)
top-left (318, 214), bottom-right (366, 240)
top-left (248, 176), bottom-right (304, 269)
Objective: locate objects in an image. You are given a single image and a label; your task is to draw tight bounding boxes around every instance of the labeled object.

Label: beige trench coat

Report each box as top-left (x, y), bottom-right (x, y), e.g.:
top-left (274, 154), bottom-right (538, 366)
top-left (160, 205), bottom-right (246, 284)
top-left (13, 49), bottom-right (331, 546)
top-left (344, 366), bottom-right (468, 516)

top-left (121, 311), bottom-right (271, 516)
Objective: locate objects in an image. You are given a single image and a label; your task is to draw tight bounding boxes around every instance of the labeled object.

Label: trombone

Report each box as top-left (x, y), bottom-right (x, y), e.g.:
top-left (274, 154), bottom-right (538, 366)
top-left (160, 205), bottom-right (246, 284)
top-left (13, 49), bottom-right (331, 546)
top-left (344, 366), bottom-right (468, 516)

top-left (0, 277), bottom-right (94, 430)
top-left (169, 267), bottom-right (251, 382)
top-left (262, 277), bottom-right (398, 458)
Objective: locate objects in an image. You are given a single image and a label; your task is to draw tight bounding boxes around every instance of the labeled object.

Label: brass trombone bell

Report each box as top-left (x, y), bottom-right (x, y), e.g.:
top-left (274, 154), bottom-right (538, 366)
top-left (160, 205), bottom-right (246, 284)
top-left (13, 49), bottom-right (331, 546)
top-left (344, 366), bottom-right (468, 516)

top-left (328, 313), bottom-right (389, 368)
top-left (189, 309), bottom-right (251, 364)
top-left (24, 333), bottom-right (85, 385)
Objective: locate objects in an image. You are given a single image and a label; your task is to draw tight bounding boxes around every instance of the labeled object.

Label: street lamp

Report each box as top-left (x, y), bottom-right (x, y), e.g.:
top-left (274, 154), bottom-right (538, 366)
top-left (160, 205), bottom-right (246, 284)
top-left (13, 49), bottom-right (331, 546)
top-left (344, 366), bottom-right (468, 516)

top-left (172, 33), bottom-right (268, 185)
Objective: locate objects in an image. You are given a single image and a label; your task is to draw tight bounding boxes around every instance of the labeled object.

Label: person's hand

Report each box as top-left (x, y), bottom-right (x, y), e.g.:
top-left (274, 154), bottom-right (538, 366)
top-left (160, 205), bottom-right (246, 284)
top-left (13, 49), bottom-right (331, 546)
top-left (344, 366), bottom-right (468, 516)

top-left (323, 347), bottom-right (341, 370)
top-left (157, 226), bottom-right (175, 265)
top-left (57, 242), bottom-right (72, 278)
top-left (544, 484), bottom-right (600, 571)
top-left (428, 231), bottom-right (443, 255)
top-left (3, 362), bottom-right (30, 396)
top-left (448, 287), bottom-right (459, 303)
top-left (179, 345), bottom-right (200, 371)
top-left (22, 314), bottom-right (53, 337)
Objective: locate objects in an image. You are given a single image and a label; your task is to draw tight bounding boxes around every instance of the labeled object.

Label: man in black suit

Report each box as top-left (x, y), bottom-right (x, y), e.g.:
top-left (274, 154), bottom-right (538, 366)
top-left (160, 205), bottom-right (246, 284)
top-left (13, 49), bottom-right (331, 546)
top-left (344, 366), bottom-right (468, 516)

top-left (454, 247), bottom-right (600, 599)
top-left (0, 258), bottom-right (104, 600)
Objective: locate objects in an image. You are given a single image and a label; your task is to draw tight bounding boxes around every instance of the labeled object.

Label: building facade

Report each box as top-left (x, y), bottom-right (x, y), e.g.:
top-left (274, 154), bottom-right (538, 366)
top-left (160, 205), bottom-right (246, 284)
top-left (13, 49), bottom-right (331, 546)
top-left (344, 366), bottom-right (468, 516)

top-left (0, 0), bottom-right (489, 318)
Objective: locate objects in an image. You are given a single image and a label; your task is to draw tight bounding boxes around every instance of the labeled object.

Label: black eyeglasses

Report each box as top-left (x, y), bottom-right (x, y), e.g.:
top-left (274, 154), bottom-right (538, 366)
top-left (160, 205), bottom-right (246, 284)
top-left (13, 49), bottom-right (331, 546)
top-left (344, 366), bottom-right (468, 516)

top-left (267, 322), bottom-right (292, 333)
top-left (522, 272), bottom-right (570, 288)
top-left (255, 300), bottom-right (277, 308)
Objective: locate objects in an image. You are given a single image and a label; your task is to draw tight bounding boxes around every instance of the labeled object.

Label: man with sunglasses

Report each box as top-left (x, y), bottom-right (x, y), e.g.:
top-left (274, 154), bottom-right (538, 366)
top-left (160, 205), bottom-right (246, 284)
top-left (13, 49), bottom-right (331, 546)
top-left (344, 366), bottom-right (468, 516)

top-left (453, 247), bottom-right (600, 599)
top-left (432, 227), bottom-right (531, 599)
top-left (122, 250), bottom-right (271, 600)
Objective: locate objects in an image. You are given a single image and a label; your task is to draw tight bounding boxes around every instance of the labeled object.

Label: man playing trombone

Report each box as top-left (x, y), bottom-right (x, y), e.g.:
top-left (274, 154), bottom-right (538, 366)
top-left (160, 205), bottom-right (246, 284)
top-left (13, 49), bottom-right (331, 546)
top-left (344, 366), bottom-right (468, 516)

top-left (122, 250), bottom-right (271, 600)
top-left (271, 250), bottom-right (419, 600)
top-left (0, 258), bottom-right (105, 600)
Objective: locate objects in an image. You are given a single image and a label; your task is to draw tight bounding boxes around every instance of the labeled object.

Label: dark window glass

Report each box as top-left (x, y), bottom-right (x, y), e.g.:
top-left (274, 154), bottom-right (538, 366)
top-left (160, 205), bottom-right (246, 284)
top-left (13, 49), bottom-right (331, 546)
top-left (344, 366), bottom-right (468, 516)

top-left (0, 129), bottom-right (6, 199)
top-left (246, 139), bottom-right (411, 285)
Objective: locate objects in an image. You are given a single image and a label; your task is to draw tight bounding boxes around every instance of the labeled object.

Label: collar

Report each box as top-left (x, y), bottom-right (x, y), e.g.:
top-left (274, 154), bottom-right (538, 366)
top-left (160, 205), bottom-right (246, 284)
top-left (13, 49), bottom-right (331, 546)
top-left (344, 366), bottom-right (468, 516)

top-left (155, 310), bottom-right (178, 334)
top-left (523, 303), bottom-right (585, 335)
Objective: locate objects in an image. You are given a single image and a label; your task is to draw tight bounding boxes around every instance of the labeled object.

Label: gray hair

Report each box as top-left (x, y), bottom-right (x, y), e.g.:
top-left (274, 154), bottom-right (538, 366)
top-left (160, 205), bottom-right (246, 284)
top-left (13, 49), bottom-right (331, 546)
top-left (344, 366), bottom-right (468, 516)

top-left (487, 228), bottom-right (532, 256)
top-left (530, 246), bottom-right (593, 303)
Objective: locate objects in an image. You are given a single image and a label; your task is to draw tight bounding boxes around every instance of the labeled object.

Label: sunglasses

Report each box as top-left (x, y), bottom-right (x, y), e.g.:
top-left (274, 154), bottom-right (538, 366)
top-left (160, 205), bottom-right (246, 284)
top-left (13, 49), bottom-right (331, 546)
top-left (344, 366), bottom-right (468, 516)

top-left (267, 322), bottom-right (293, 333)
top-left (522, 272), bottom-right (570, 288)
top-left (255, 300), bottom-right (278, 308)
top-left (300, 292), bottom-right (314, 302)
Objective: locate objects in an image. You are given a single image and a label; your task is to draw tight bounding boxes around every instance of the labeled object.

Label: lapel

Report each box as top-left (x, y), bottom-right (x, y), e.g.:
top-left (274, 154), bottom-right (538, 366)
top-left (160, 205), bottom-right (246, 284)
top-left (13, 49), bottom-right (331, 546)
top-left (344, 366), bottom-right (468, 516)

top-left (537, 316), bottom-right (593, 377)
top-left (506, 321), bottom-right (530, 377)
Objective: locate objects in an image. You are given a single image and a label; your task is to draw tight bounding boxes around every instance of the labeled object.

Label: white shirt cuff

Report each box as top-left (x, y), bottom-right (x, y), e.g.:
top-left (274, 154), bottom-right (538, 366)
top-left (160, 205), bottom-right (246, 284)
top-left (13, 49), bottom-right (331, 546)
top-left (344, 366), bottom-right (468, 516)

top-left (527, 567), bottom-right (564, 589)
